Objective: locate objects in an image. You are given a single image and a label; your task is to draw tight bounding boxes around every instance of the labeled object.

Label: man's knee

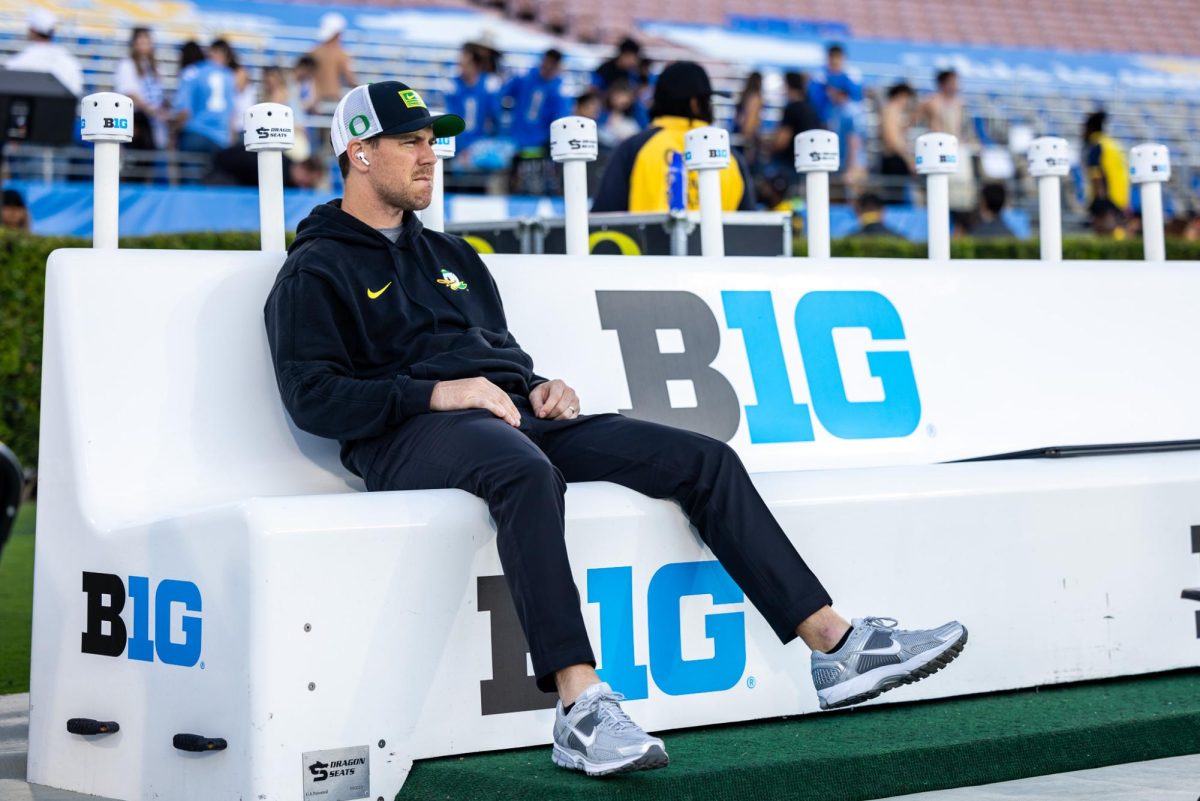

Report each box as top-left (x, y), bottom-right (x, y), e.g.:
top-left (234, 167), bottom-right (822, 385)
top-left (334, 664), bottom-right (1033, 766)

top-left (491, 451), bottom-right (565, 495)
top-left (689, 432), bottom-right (739, 472)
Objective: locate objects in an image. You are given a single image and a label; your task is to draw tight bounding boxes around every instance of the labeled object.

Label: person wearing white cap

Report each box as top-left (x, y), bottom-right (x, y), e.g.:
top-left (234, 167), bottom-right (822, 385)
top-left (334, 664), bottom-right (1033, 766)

top-left (264, 80), bottom-right (969, 780)
top-left (309, 12), bottom-right (357, 104)
top-left (6, 8), bottom-right (84, 97)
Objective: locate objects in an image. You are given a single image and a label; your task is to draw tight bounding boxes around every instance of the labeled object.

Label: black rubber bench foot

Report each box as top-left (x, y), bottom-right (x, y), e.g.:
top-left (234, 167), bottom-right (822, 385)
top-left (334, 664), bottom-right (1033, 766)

top-left (173, 733), bottom-right (227, 752)
top-left (67, 718), bottom-right (119, 735)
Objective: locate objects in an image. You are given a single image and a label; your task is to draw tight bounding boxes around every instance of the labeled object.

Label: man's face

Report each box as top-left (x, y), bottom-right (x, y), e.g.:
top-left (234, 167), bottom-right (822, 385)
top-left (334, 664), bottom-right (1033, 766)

top-left (358, 128), bottom-right (439, 211)
top-left (943, 75), bottom-right (958, 96)
top-left (617, 51), bottom-right (639, 71)
top-left (828, 52), bottom-right (845, 73)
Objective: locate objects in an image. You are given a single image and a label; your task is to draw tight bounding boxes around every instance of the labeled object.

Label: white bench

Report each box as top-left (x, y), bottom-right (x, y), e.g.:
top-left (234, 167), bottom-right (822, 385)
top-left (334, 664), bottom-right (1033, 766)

top-left (29, 249), bottom-right (1200, 800)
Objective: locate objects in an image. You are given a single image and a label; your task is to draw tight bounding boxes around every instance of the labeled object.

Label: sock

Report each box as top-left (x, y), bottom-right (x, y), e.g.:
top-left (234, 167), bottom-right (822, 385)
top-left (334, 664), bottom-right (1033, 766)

top-left (825, 626), bottom-right (854, 654)
top-left (562, 702), bottom-right (574, 714)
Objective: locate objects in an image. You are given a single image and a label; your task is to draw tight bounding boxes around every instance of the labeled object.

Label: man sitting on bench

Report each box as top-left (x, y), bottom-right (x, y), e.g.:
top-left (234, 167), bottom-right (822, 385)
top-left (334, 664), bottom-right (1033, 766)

top-left (264, 81), bottom-right (968, 777)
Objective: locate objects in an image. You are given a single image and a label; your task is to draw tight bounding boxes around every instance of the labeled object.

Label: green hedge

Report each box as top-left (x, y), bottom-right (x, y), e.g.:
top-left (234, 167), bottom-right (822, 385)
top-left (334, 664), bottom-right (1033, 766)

top-left (0, 230), bottom-right (275, 471)
top-left (2, 230), bottom-right (1198, 471)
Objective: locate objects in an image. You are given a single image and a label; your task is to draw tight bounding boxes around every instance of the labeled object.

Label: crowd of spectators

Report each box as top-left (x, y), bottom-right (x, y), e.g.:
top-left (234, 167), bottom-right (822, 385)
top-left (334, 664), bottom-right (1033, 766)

top-left (2, 9), bottom-right (1197, 240)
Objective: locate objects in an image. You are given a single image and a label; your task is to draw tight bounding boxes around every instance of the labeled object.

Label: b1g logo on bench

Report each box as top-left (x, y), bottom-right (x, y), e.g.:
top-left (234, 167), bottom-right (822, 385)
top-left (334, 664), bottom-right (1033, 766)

top-left (596, 290), bottom-right (921, 444)
top-left (480, 561), bottom-right (744, 715)
top-left (80, 572), bottom-right (202, 667)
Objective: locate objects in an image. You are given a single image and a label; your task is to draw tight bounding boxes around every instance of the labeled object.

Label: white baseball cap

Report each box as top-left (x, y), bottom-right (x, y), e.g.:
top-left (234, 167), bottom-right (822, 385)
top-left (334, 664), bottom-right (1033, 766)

top-left (28, 8), bottom-right (58, 36)
top-left (317, 13), bottom-right (347, 42)
top-left (330, 82), bottom-right (464, 158)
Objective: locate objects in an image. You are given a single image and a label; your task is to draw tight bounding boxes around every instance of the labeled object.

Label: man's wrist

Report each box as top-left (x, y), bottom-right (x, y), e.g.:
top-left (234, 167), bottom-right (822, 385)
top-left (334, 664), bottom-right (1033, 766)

top-left (400, 377), bottom-right (440, 417)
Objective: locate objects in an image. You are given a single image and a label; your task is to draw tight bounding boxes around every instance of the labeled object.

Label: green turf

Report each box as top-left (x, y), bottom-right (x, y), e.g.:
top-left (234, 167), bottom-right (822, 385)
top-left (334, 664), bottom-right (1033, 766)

top-left (398, 668), bottom-right (1200, 801)
top-left (0, 503), bottom-right (34, 695)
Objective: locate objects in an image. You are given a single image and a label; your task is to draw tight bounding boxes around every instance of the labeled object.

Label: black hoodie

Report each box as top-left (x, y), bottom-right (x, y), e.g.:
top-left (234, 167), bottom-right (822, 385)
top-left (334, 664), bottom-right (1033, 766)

top-left (264, 200), bottom-right (546, 474)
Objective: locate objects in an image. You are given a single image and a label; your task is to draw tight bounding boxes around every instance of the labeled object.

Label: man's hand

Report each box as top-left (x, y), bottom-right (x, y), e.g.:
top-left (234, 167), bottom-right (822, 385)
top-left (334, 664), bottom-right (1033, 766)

top-left (530, 379), bottom-right (580, 420)
top-left (430, 377), bottom-right (521, 427)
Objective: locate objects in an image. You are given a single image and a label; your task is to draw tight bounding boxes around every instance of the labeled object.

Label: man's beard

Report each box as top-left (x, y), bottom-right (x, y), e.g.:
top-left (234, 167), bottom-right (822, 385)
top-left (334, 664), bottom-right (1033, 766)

top-left (376, 177), bottom-right (433, 212)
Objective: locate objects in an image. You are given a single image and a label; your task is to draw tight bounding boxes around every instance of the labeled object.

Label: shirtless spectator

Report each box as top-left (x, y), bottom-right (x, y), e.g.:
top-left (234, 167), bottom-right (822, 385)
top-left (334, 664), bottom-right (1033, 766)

top-left (309, 13), bottom-right (358, 104)
top-left (919, 69), bottom-right (972, 142)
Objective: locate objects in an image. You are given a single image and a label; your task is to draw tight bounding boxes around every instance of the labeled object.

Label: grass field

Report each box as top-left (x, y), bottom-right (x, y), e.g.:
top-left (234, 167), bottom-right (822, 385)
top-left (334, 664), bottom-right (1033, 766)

top-left (0, 504), bottom-right (34, 695)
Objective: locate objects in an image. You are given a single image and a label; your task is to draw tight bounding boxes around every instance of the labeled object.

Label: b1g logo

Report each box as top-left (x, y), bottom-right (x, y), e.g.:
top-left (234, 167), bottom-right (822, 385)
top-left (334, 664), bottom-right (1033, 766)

top-left (102, 117), bottom-right (129, 129)
top-left (480, 561), bottom-right (744, 715)
top-left (80, 572), bottom-right (202, 667)
top-left (596, 290), bottom-right (921, 444)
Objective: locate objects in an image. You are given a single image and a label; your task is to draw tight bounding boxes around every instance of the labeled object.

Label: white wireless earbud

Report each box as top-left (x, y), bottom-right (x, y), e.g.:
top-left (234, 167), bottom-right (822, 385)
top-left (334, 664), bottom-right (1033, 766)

top-left (355, 152), bottom-right (370, 166)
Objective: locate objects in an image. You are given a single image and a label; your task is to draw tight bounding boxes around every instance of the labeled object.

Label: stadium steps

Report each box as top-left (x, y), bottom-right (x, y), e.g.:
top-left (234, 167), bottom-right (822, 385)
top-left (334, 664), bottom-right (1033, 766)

top-left (397, 667), bottom-right (1200, 801)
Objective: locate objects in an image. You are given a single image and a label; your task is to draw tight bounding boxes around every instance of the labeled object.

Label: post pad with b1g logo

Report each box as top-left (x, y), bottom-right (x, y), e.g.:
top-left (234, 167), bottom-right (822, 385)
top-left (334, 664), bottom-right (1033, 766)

top-left (80, 92), bottom-right (134, 144)
top-left (302, 746), bottom-right (370, 801)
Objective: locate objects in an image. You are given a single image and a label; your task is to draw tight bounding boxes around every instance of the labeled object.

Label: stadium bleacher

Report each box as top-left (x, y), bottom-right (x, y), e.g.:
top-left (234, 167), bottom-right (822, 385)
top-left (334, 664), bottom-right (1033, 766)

top-left (1, 0), bottom-right (1197, 230)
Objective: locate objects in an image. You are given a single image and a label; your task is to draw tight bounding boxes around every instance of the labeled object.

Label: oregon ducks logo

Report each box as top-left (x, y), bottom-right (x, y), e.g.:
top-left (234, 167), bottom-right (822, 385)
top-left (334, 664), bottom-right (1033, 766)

top-left (348, 114), bottom-right (370, 137)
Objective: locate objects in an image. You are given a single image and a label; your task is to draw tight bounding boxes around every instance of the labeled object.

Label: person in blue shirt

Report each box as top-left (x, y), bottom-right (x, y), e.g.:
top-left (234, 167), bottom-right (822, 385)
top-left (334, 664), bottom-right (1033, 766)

top-left (807, 43), bottom-right (862, 127)
top-left (824, 75), bottom-right (867, 198)
top-left (172, 39), bottom-right (236, 154)
top-left (503, 49), bottom-right (570, 193)
top-left (503, 49), bottom-right (568, 155)
top-left (446, 43), bottom-right (503, 157)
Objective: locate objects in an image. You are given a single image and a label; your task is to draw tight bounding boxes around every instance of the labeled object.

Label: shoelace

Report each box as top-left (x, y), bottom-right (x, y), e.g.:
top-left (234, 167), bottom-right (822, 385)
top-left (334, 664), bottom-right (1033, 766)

top-left (587, 687), bottom-right (639, 733)
top-left (861, 616), bottom-right (900, 630)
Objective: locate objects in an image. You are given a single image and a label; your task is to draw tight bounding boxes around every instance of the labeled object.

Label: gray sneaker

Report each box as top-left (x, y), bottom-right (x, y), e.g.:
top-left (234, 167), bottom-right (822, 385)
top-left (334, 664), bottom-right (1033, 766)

top-left (812, 617), bottom-right (967, 710)
top-left (551, 682), bottom-right (669, 776)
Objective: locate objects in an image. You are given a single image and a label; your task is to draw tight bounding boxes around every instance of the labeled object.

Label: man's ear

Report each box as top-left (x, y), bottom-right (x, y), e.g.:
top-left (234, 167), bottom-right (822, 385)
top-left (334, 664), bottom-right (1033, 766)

top-left (348, 141), bottom-right (371, 172)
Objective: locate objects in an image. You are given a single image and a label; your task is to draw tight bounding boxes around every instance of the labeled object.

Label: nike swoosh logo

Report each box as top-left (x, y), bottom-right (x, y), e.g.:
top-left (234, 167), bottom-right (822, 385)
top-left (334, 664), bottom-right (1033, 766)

top-left (863, 640), bottom-right (903, 656)
top-left (566, 721), bottom-right (598, 749)
top-left (367, 282), bottom-right (392, 300)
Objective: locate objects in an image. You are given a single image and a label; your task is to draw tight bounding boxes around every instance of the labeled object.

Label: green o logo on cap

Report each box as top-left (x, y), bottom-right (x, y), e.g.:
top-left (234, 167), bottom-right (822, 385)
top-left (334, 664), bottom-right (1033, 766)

top-left (348, 114), bottom-right (370, 137)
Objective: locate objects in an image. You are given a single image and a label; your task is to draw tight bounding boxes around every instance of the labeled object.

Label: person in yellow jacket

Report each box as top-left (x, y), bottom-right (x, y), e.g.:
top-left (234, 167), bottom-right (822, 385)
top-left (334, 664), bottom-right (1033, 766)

top-left (592, 61), bottom-right (756, 212)
top-left (1083, 111), bottom-right (1130, 214)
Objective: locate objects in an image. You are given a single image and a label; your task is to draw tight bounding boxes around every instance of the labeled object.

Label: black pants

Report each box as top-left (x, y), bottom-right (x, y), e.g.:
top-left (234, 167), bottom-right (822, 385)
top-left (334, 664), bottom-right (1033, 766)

top-left (352, 401), bottom-right (833, 692)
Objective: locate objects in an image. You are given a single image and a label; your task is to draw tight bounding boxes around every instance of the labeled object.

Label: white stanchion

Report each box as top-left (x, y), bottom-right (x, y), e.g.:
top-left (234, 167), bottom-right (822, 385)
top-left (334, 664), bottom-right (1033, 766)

top-left (794, 129), bottom-right (840, 260)
top-left (80, 93), bottom-right (134, 249)
top-left (424, 136), bottom-right (456, 233)
top-left (550, 116), bottom-right (598, 256)
top-left (915, 132), bottom-right (959, 261)
top-left (1027, 137), bottom-right (1070, 262)
top-left (684, 126), bottom-right (731, 258)
top-left (1130, 143), bottom-right (1171, 262)
top-left (243, 103), bottom-right (295, 252)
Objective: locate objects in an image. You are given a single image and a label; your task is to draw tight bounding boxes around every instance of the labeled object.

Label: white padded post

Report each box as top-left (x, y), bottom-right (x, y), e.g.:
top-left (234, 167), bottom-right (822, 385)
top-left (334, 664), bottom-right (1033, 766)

top-left (243, 103), bottom-right (295, 252)
top-left (794, 129), bottom-right (840, 260)
top-left (80, 93), bottom-right (134, 249)
top-left (424, 136), bottom-right (456, 233)
top-left (550, 116), bottom-right (598, 256)
top-left (684, 126), bottom-right (731, 257)
top-left (1129, 143), bottom-right (1171, 262)
top-left (916, 132), bottom-right (959, 261)
top-left (1027, 137), bottom-right (1070, 262)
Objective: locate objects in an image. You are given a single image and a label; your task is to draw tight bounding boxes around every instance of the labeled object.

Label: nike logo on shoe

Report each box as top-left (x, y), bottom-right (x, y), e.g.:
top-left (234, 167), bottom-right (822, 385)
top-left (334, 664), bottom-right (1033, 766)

top-left (568, 723), bottom-right (598, 748)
